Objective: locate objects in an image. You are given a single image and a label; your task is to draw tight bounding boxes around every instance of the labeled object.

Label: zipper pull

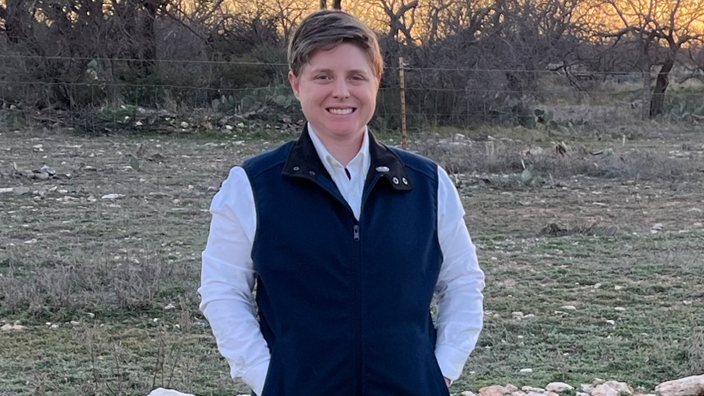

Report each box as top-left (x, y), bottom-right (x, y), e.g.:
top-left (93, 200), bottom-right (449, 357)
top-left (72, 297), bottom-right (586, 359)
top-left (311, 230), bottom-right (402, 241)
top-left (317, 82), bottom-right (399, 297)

top-left (353, 225), bottom-right (360, 241)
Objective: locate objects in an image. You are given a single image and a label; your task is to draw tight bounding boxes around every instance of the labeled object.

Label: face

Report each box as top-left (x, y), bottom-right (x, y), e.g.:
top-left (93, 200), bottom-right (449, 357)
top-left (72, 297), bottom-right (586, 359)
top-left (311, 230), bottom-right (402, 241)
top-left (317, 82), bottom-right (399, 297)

top-left (288, 43), bottom-right (380, 143)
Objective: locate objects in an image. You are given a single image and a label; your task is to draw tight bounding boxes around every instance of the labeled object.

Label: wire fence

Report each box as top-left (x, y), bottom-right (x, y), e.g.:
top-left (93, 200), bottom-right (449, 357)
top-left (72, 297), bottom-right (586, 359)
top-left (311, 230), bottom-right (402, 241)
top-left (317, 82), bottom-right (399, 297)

top-left (1, 55), bottom-right (704, 134)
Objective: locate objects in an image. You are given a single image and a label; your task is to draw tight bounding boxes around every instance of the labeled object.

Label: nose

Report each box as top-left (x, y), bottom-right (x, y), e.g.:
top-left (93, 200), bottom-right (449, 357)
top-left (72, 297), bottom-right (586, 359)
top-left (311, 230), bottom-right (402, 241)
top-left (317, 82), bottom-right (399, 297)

top-left (332, 78), bottom-right (350, 98)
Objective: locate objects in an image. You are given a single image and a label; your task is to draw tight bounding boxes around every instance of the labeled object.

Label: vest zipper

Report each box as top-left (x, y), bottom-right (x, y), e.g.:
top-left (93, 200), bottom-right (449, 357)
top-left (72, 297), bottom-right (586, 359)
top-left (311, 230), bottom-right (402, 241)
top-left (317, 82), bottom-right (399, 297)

top-left (353, 224), bottom-right (360, 241)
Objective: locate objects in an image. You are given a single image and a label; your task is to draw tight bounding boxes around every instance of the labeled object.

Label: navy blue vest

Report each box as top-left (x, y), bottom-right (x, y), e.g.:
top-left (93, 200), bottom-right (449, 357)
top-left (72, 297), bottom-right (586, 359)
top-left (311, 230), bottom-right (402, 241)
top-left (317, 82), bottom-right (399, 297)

top-left (242, 126), bottom-right (449, 396)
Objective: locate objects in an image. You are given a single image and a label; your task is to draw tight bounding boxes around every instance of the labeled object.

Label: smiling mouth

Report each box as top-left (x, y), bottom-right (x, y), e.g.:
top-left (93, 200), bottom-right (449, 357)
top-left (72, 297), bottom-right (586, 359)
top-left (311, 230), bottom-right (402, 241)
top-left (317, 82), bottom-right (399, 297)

top-left (327, 108), bottom-right (356, 115)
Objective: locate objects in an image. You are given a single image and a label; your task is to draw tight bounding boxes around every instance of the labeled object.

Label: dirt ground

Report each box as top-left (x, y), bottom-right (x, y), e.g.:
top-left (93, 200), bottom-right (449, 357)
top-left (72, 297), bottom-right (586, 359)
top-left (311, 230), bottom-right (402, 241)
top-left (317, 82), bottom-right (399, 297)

top-left (1, 123), bottom-right (703, 395)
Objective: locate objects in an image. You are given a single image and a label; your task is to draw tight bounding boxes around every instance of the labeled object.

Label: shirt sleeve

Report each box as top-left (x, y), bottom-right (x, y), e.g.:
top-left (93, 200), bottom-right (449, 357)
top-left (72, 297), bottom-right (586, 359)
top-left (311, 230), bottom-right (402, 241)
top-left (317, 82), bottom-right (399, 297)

top-left (198, 166), bottom-right (270, 396)
top-left (434, 166), bottom-right (486, 381)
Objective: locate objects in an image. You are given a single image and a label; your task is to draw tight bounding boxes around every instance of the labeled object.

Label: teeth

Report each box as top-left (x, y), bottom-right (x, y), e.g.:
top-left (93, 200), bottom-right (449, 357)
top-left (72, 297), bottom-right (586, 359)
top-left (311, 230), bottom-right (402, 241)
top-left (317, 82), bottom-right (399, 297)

top-left (329, 108), bottom-right (353, 115)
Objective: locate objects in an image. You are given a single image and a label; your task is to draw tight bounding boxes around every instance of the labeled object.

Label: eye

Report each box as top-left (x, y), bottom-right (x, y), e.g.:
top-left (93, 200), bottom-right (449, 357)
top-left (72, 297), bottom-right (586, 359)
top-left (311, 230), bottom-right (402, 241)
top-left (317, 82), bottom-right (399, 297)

top-left (350, 74), bottom-right (366, 81)
top-left (315, 74), bottom-right (331, 80)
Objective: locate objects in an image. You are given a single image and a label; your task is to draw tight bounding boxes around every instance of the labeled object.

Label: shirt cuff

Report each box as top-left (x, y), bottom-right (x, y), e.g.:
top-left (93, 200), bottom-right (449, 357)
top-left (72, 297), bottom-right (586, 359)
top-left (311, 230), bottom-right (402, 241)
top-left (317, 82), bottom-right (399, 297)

top-left (435, 344), bottom-right (468, 381)
top-left (242, 359), bottom-right (269, 396)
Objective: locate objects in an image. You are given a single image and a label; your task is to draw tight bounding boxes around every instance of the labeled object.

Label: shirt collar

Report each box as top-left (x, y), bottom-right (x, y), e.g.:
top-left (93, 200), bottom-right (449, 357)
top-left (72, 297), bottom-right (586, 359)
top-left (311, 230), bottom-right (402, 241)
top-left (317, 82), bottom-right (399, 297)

top-left (282, 123), bottom-right (412, 192)
top-left (307, 124), bottom-right (370, 178)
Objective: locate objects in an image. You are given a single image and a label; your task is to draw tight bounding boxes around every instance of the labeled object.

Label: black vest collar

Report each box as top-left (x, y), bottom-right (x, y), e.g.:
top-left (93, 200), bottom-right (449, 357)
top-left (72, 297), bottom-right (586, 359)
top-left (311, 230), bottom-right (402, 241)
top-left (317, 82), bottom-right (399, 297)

top-left (282, 124), bottom-right (413, 192)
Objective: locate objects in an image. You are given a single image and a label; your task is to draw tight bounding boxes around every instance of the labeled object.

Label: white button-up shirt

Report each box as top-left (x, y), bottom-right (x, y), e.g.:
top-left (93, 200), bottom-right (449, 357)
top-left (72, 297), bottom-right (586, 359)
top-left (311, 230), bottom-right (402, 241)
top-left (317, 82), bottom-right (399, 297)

top-left (199, 127), bottom-right (485, 396)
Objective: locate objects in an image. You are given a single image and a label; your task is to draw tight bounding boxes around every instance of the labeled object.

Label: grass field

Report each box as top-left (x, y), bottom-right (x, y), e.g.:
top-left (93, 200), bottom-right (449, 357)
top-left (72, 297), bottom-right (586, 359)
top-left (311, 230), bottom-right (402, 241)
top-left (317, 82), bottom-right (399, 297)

top-left (1, 118), bottom-right (703, 395)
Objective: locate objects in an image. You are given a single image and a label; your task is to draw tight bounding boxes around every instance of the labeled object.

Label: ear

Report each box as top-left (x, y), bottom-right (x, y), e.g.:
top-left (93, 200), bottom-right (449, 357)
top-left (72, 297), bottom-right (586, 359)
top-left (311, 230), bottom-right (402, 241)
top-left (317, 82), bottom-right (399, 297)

top-left (288, 71), bottom-right (301, 99)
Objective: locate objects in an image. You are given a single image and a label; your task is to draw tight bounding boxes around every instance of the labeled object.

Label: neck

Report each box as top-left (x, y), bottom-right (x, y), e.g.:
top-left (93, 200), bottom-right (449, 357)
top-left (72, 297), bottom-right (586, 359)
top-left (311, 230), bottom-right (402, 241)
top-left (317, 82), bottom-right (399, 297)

top-left (316, 130), bottom-right (365, 167)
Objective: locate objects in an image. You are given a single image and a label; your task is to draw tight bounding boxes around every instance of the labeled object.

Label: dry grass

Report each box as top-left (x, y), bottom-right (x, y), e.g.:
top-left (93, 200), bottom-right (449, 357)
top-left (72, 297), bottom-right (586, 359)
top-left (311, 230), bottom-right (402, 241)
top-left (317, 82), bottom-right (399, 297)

top-left (411, 123), bottom-right (704, 185)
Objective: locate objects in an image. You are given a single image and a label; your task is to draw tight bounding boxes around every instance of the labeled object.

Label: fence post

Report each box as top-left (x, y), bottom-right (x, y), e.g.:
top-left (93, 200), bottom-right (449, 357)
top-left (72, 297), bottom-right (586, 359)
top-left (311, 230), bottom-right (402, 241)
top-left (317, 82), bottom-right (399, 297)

top-left (399, 57), bottom-right (407, 150)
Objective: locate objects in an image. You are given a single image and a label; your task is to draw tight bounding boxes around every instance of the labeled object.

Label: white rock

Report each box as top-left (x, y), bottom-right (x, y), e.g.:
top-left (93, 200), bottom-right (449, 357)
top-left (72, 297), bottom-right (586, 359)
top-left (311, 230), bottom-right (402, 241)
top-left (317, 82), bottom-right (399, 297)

top-left (479, 385), bottom-right (511, 396)
top-left (522, 387), bottom-right (545, 393)
top-left (561, 305), bottom-right (577, 310)
top-left (0, 187), bottom-right (13, 194)
top-left (614, 307), bottom-right (626, 311)
top-left (164, 303), bottom-right (176, 310)
top-left (505, 385), bottom-right (519, 393)
top-left (463, 392), bottom-right (478, 396)
top-left (655, 375), bottom-right (704, 396)
top-left (547, 382), bottom-right (575, 392)
top-left (581, 384), bottom-right (595, 393)
top-left (525, 392), bottom-right (545, 396)
top-left (1, 323), bottom-right (26, 331)
top-left (591, 384), bottom-right (620, 396)
top-left (519, 368), bottom-right (533, 373)
top-left (605, 381), bottom-right (633, 394)
top-left (605, 320), bottom-right (616, 325)
top-left (147, 389), bottom-right (195, 396)
top-left (101, 193), bottom-right (124, 200)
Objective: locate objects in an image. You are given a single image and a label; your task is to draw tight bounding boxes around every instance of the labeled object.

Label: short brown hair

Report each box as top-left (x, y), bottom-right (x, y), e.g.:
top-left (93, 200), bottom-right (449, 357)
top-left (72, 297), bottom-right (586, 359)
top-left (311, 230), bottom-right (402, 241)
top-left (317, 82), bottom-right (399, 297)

top-left (288, 10), bottom-right (384, 78)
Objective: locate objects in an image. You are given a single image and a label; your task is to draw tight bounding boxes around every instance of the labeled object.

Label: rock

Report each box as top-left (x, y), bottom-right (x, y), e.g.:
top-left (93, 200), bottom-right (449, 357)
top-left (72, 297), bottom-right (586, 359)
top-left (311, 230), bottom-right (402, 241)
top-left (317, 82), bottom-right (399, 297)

top-left (547, 382), bottom-right (575, 392)
top-left (1, 321), bottom-right (26, 331)
top-left (463, 392), bottom-right (478, 396)
top-left (147, 389), bottom-right (195, 396)
top-left (40, 165), bottom-right (56, 176)
top-left (655, 375), bottom-right (704, 396)
top-left (525, 392), bottom-right (546, 396)
top-left (506, 385), bottom-right (519, 393)
top-left (522, 387), bottom-right (545, 393)
top-left (101, 194), bottom-right (124, 200)
top-left (561, 305), bottom-right (577, 310)
top-left (603, 380), bottom-right (633, 394)
top-left (511, 392), bottom-right (527, 396)
top-left (592, 384), bottom-right (620, 396)
top-left (581, 384), bottom-right (595, 393)
top-left (0, 187), bottom-right (13, 194)
top-left (164, 303), bottom-right (176, 310)
top-left (480, 385), bottom-right (511, 396)
top-left (520, 368), bottom-right (533, 373)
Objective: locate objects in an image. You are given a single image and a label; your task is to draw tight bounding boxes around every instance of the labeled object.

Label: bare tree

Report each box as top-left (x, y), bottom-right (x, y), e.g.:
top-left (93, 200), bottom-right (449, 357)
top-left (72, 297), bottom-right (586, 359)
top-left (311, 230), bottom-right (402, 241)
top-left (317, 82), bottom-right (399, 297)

top-left (320, 0), bottom-right (342, 9)
top-left (376, 0), bottom-right (419, 43)
top-left (594, 0), bottom-right (704, 118)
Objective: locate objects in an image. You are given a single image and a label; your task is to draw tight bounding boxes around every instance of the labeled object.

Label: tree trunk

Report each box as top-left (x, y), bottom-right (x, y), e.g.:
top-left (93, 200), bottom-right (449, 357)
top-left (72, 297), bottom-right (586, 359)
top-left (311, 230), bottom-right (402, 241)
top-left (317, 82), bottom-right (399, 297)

top-left (333, 0), bottom-right (342, 9)
top-left (320, 0), bottom-right (327, 9)
top-left (141, 0), bottom-right (159, 77)
top-left (640, 66), bottom-right (652, 120)
top-left (649, 57), bottom-right (675, 118)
